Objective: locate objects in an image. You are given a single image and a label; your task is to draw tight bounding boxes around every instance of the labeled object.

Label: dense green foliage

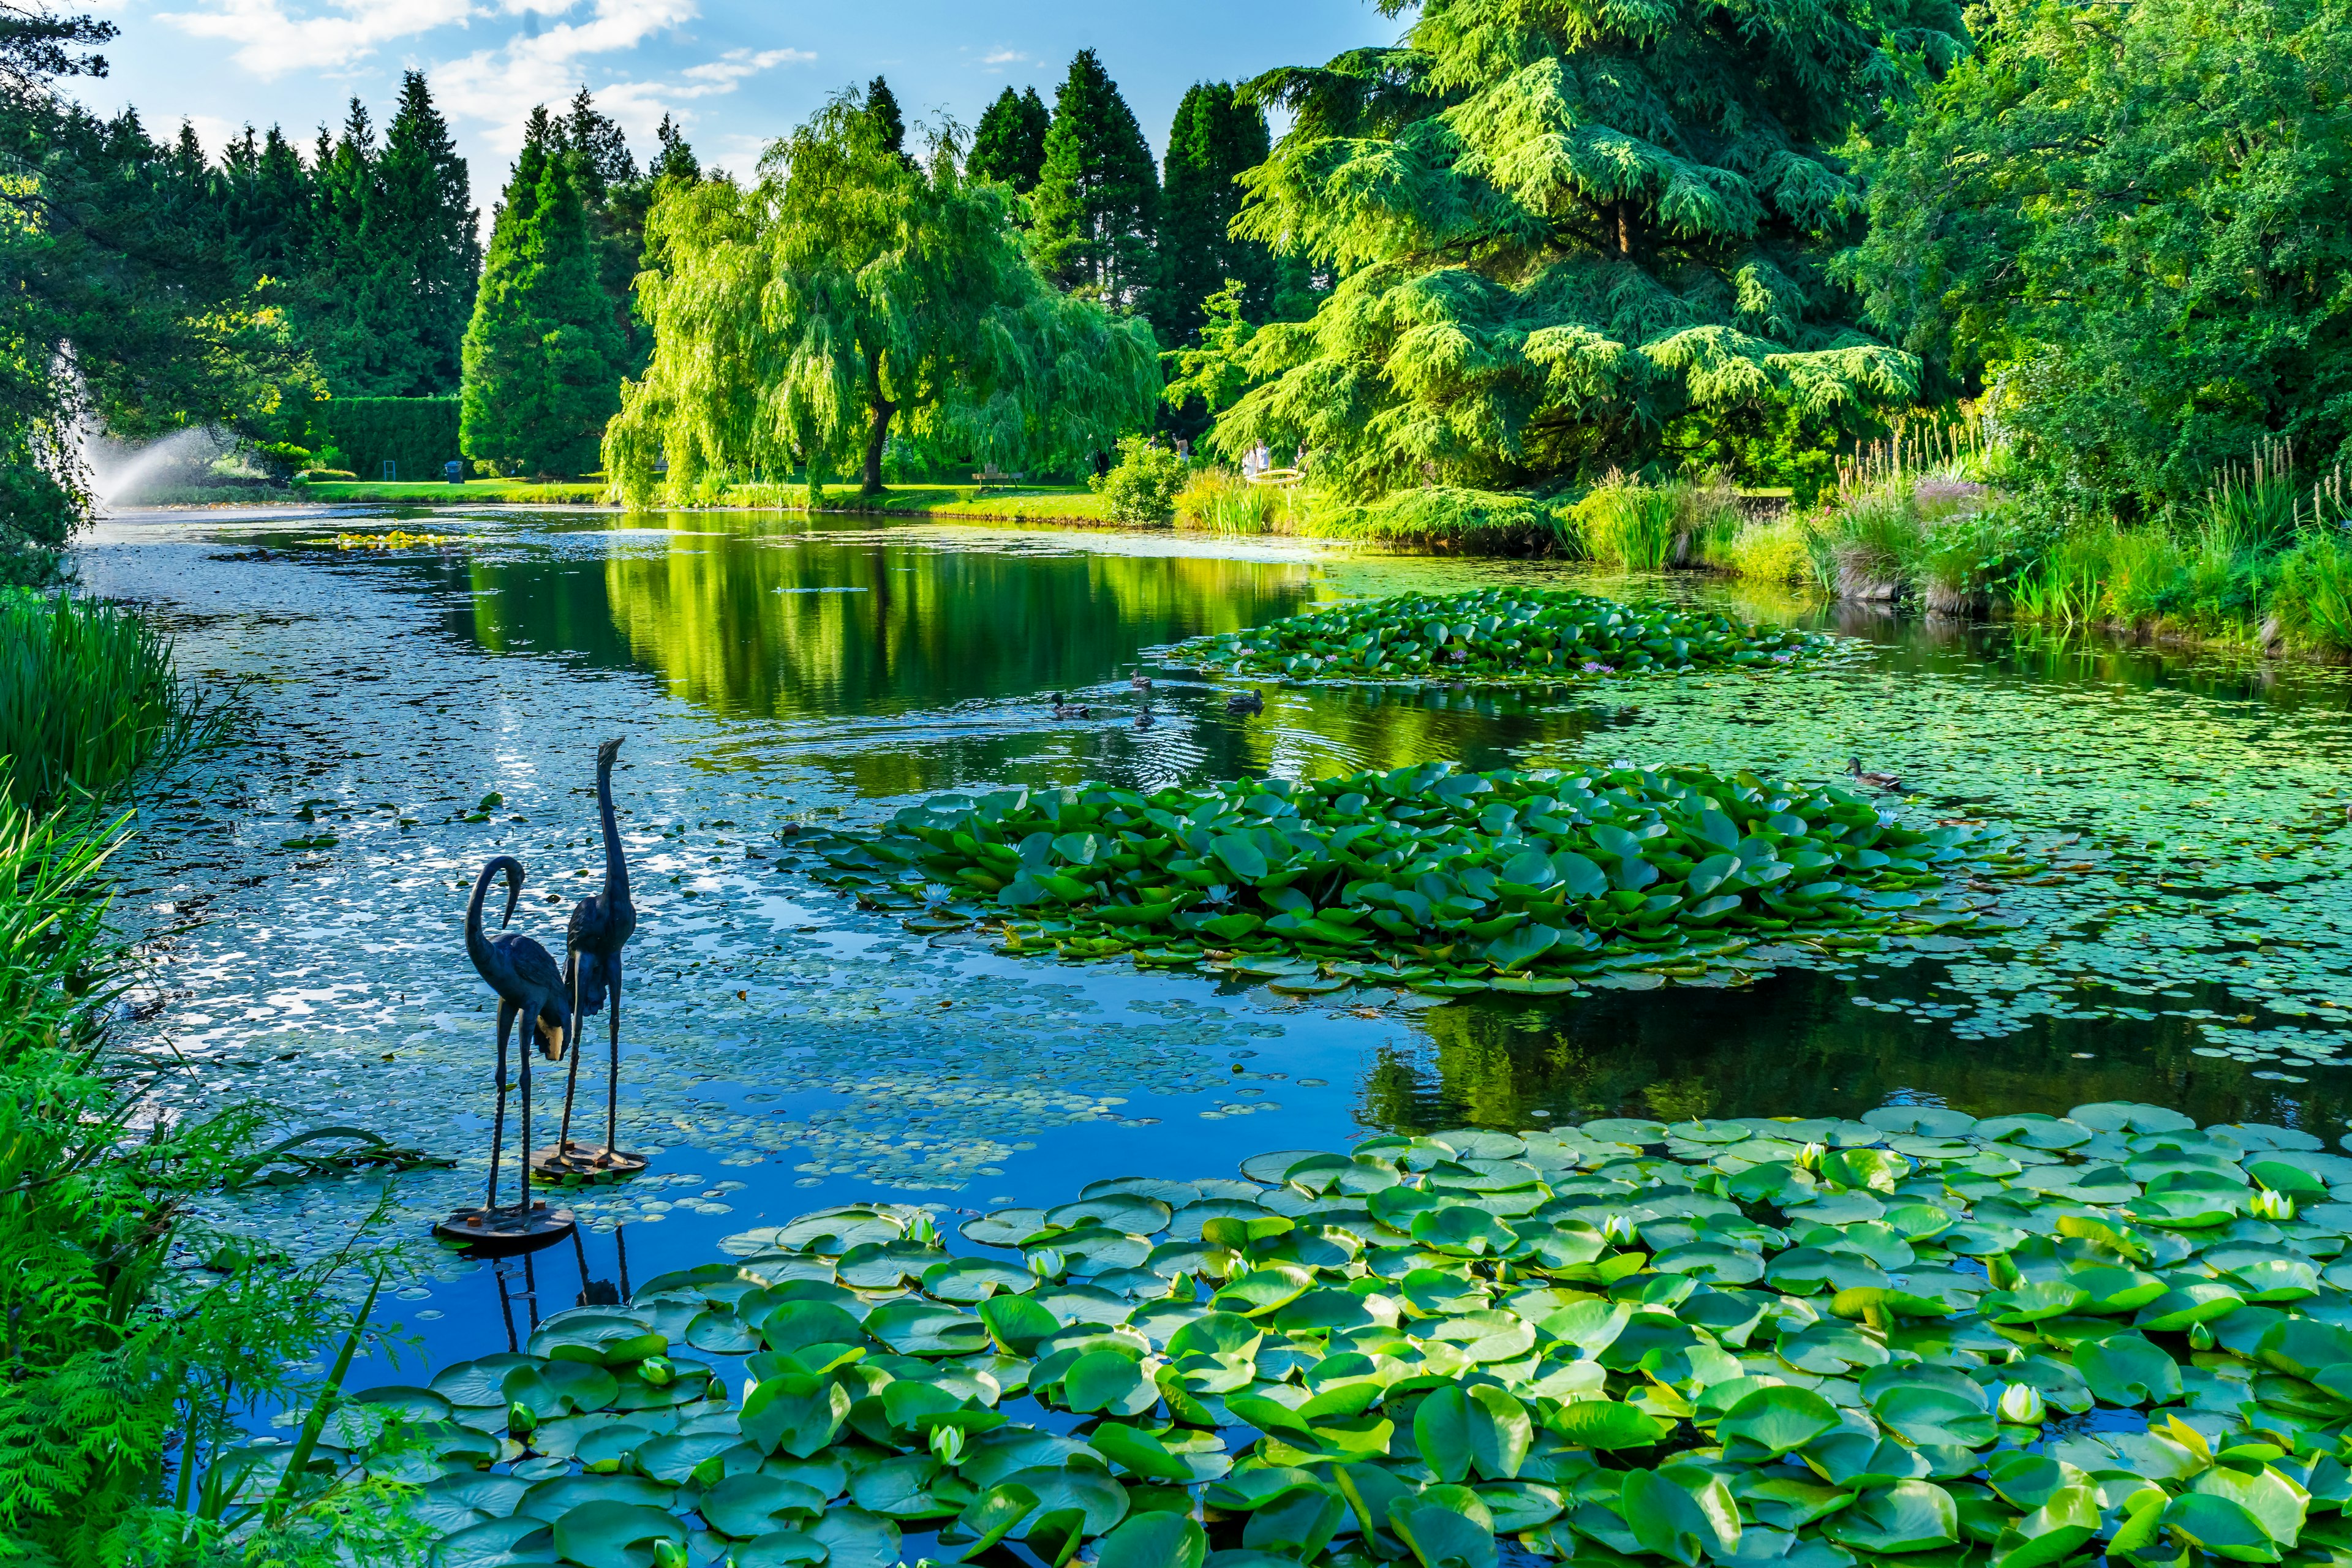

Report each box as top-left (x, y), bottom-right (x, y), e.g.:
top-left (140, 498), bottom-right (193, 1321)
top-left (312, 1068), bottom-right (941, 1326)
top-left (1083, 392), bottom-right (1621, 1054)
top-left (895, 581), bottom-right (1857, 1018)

top-left (794, 757), bottom-right (2026, 995)
top-left (606, 88), bottom-right (1159, 499)
top-left (312, 395), bottom-right (461, 483)
top-left (0, 590), bottom-right (417, 1565)
top-left (1848, 0), bottom-right (2352, 509)
top-left (1183, 586), bottom-right (1819, 684)
top-left (396, 1102), bottom-right (2352, 1568)
top-left (1196, 0), bottom-right (1961, 499)
top-left (461, 107), bottom-right (630, 478)
top-left (1031, 50), bottom-right (1161, 309)
top-left (970, 86), bottom-right (1050, 193)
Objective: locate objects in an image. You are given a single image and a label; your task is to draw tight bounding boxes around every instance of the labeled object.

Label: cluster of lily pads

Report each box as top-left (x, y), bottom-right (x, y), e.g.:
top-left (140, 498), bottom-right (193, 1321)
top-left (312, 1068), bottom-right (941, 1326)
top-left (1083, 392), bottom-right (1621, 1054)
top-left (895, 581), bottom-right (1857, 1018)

top-left (779, 763), bottom-right (2046, 994)
top-left (380, 1101), bottom-right (2352, 1568)
top-left (1172, 587), bottom-right (1822, 686)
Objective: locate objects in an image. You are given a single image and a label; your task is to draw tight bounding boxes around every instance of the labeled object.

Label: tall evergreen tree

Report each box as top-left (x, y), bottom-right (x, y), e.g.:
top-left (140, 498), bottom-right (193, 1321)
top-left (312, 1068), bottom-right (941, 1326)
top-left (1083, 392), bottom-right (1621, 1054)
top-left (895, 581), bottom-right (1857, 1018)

top-left (462, 106), bottom-right (628, 475)
top-left (865, 75), bottom-right (908, 163)
top-left (251, 76), bottom-right (478, 398)
top-left (1150, 81), bottom-right (1277, 344)
top-left (1030, 50), bottom-right (1158, 310)
top-left (1205, 0), bottom-right (1961, 496)
top-left (558, 88), bottom-right (655, 374)
top-left (969, 85), bottom-right (1049, 193)
top-left (378, 71), bottom-right (480, 394)
top-left (219, 124), bottom-right (311, 286)
top-left (652, 113), bottom-right (699, 183)
top-left (563, 85), bottom-right (637, 207)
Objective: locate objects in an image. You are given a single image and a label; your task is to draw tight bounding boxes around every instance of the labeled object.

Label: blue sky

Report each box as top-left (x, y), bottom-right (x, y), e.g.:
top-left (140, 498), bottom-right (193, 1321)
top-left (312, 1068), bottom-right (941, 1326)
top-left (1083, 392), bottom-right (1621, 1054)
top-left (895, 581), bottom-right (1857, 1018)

top-left (74, 0), bottom-right (1397, 202)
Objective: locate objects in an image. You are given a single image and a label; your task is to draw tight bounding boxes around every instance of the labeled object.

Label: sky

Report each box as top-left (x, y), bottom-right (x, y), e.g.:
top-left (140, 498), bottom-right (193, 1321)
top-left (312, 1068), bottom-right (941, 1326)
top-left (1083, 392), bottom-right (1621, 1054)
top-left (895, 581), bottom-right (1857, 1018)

top-left (70, 0), bottom-right (1398, 199)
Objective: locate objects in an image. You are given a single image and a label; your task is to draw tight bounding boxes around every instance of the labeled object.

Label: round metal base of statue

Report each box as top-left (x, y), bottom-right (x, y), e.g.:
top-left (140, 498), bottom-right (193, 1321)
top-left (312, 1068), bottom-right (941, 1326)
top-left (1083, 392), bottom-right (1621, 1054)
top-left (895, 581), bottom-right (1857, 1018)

top-left (432, 1201), bottom-right (576, 1254)
top-left (529, 1141), bottom-right (650, 1185)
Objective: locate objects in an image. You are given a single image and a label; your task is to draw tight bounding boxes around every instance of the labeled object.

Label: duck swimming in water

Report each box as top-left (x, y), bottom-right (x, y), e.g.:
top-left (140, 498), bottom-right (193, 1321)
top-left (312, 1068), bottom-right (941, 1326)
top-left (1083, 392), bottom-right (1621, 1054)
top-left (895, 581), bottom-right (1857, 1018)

top-left (1226, 689), bottom-right (1265, 715)
top-left (1847, 758), bottom-right (1904, 791)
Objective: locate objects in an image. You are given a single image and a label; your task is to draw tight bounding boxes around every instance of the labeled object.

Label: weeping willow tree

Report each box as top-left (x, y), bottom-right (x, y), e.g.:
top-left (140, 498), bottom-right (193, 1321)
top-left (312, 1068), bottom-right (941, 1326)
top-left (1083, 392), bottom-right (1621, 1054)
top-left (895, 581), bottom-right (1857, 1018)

top-left (606, 89), bottom-right (1159, 499)
top-left (1208, 0), bottom-right (1966, 496)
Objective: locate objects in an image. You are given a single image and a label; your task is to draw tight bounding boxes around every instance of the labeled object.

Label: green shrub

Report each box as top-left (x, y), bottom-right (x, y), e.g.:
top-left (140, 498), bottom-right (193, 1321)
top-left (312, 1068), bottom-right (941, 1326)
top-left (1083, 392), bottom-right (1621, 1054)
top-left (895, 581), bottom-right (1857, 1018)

top-left (1307, 488), bottom-right (1569, 553)
top-left (1087, 435), bottom-right (1187, 526)
top-left (1918, 507), bottom-right (2026, 614)
top-left (2277, 530), bottom-right (2352, 652)
top-left (1717, 515), bottom-right (1822, 586)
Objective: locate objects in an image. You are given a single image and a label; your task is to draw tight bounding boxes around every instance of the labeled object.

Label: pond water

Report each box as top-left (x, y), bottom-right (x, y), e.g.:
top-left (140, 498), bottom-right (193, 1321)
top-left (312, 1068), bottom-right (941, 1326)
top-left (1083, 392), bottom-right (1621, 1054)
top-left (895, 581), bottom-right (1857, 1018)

top-left (79, 505), bottom-right (2352, 1379)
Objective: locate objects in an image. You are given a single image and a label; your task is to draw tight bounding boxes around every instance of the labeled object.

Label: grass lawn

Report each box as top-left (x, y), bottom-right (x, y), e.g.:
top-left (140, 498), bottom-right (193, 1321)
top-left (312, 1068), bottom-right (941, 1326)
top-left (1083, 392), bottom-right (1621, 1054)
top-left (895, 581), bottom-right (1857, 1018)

top-left (295, 478), bottom-right (612, 504)
top-left (290, 477), bottom-right (1118, 524)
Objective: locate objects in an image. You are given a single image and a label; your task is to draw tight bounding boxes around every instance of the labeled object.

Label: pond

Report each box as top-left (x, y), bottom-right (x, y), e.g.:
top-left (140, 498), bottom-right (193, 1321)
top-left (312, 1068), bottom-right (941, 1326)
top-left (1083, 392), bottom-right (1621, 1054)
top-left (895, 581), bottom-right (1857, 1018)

top-left (80, 504), bottom-right (2352, 1379)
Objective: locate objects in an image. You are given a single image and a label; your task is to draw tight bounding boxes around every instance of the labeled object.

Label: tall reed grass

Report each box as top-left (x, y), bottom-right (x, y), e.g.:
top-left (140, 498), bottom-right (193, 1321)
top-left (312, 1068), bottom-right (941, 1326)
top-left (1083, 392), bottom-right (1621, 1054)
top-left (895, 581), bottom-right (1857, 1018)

top-left (0, 593), bottom-right (229, 813)
top-left (1174, 466), bottom-right (1315, 535)
top-left (1570, 473), bottom-right (1743, 568)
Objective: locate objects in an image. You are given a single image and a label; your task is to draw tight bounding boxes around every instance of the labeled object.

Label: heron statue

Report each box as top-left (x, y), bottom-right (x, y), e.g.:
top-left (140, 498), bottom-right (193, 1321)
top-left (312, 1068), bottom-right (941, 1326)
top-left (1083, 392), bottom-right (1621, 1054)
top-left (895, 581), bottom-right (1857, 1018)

top-left (537, 737), bottom-right (646, 1180)
top-left (434, 855), bottom-right (575, 1251)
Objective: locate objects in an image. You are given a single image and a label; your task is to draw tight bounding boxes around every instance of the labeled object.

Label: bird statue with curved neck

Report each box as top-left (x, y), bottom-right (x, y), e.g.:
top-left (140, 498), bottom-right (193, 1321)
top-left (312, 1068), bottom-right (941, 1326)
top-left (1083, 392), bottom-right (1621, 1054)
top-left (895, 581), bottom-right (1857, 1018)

top-left (432, 856), bottom-right (575, 1251)
top-left (542, 737), bottom-right (646, 1180)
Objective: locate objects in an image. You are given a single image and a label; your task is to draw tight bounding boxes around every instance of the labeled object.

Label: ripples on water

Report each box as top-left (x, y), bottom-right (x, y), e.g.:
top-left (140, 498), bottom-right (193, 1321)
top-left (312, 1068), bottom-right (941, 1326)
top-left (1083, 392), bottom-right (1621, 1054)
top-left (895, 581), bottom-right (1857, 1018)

top-left (78, 505), bottom-right (2352, 1367)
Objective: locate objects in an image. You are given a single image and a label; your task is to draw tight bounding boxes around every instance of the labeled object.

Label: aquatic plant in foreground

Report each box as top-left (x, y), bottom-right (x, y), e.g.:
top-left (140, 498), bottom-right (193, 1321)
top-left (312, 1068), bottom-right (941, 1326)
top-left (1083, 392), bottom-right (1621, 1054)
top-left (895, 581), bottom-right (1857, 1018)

top-left (1172, 586), bottom-right (1823, 687)
top-left (392, 1100), bottom-right (2352, 1567)
top-left (786, 762), bottom-right (2045, 995)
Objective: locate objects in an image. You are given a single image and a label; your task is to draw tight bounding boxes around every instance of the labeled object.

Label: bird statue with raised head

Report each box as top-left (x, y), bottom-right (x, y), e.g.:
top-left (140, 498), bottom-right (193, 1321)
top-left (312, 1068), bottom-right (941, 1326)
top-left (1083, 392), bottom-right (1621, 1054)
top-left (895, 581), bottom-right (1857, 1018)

top-left (551, 737), bottom-right (640, 1172)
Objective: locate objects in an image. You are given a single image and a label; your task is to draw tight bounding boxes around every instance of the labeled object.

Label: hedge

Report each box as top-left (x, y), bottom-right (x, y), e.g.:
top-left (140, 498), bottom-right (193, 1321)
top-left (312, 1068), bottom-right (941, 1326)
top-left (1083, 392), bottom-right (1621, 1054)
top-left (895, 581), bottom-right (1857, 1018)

top-left (314, 398), bottom-right (464, 483)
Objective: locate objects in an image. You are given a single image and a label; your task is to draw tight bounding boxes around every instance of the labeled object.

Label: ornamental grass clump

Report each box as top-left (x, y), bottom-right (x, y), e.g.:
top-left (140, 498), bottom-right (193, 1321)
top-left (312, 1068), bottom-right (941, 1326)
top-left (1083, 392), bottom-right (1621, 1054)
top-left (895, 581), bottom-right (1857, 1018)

top-left (0, 593), bottom-right (227, 814)
top-left (1177, 586), bottom-right (1821, 687)
top-left (393, 1099), bottom-right (2352, 1568)
top-left (785, 760), bottom-right (2043, 995)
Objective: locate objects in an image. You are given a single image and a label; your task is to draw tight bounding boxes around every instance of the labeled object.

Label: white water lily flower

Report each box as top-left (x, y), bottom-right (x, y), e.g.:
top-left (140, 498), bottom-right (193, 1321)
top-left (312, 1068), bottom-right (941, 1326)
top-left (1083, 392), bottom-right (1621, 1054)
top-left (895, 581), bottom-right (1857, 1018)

top-left (2252, 1188), bottom-right (2297, 1221)
top-left (1999, 1382), bottom-right (2046, 1424)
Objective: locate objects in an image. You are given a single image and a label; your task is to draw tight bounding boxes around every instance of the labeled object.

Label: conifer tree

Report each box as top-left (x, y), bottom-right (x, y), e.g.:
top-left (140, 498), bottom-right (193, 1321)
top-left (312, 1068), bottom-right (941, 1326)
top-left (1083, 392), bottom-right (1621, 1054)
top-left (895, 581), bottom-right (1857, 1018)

top-left (865, 75), bottom-right (909, 163)
top-left (255, 76), bottom-right (477, 397)
top-left (652, 114), bottom-right (699, 183)
top-left (555, 89), bottom-right (650, 368)
top-left (1030, 50), bottom-right (1159, 309)
top-left (970, 86), bottom-right (1049, 193)
top-left (1210, 0), bottom-right (1962, 496)
top-left (1151, 81), bottom-right (1276, 344)
top-left (379, 71), bottom-right (480, 393)
top-left (461, 109), bottom-right (628, 476)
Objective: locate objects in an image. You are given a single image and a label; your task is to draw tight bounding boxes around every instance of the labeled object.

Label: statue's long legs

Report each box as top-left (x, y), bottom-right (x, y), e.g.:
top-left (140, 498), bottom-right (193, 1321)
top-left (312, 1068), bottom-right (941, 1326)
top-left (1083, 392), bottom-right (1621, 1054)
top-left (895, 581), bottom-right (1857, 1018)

top-left (600, 954), bottom-right (622, 1165)
top-left (488, 1000), bottom-right (515, 1213)
top-left (556, 954), bottom-right (586, 1159)
top-left (518, 1014), bottom-right (533, 1213)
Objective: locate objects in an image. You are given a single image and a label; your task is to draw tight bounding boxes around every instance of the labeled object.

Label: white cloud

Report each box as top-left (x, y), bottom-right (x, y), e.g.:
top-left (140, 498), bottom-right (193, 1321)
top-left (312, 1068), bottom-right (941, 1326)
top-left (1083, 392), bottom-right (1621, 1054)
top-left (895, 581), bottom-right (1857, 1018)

top-left (156, 0), bottom-right (475, 78)
top-left (429, 4), bottom-right (808, 160)
top-left (680, 47), bottom-right (810, 91)
top-left (979, 47), bottom-right (1028, 69)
